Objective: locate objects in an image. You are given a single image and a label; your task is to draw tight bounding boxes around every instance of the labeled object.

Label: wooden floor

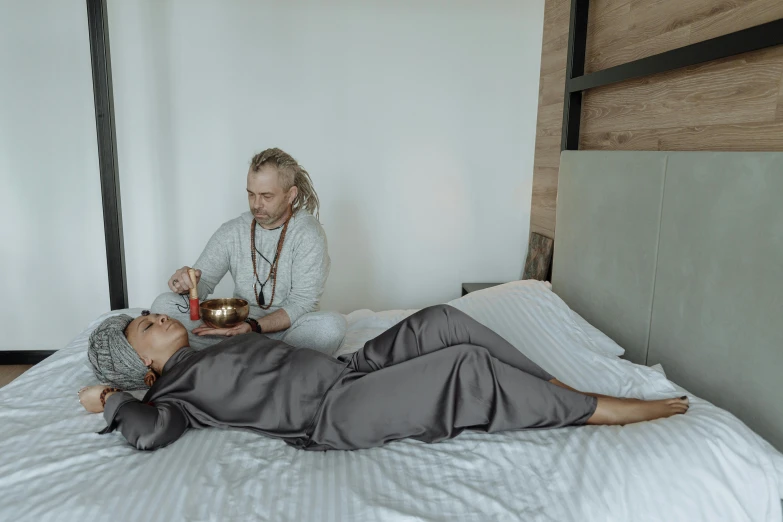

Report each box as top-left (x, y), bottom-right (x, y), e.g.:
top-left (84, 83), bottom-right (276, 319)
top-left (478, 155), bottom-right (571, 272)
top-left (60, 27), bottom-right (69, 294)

top-left (0, 365), bottom-right (32, 389)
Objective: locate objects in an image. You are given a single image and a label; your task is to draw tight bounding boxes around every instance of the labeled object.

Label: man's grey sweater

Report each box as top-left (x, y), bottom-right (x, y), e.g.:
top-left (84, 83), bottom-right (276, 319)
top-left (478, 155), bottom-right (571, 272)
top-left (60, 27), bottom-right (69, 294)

top-left (193, 210), bottom-right (330, 324)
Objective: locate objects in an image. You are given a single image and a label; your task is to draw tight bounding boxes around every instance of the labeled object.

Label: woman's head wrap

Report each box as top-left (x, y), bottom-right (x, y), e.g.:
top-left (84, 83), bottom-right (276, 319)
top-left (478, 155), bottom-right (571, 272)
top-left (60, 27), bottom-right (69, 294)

top-left (87, 314), bottom-right (149, 390)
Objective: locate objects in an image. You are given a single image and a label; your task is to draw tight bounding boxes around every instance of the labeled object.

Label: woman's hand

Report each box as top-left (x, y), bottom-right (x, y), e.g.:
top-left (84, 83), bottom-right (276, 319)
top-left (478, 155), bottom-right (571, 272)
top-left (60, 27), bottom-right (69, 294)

top-left (192, 322), bottom-right (251, 337)
top-left (78, 385), bottom-right (112, 413)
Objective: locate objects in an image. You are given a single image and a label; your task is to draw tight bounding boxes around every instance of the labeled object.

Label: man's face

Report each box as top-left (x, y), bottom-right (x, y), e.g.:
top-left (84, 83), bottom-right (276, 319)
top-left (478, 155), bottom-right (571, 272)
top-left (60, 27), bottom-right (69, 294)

top-left (125, 314), bottom-right (188, 368)
top-left (247, 166), bottom-right (297, 229)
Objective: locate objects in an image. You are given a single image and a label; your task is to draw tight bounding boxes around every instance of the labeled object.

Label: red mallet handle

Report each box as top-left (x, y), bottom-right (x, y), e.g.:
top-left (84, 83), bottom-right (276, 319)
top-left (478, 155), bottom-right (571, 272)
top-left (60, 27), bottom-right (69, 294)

top-left (188, 268), bottom-right (200, 320)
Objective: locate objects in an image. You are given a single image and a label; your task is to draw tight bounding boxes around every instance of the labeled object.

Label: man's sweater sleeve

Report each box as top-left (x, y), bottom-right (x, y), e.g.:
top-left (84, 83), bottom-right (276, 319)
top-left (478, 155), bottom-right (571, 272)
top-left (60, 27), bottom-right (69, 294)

top-left (281, 226), bottom-right (330, 324)
top-left (98, 392), bottom-right (189, 451)
top-left (193, 223), bottom-right (232, 297)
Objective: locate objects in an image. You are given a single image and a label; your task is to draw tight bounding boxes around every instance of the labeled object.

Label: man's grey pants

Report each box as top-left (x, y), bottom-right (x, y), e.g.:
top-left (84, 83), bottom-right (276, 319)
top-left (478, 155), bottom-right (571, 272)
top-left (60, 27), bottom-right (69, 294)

top-left (303, 304), bottom-right (598, 451)
top-left (150, 292), bottom-right (347, 354)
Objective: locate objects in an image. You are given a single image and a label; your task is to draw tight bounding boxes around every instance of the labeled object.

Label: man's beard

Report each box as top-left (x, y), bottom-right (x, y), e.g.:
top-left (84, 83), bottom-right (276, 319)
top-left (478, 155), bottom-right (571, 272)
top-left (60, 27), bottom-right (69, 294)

top-left (253, 208), bottom-right (283, 226)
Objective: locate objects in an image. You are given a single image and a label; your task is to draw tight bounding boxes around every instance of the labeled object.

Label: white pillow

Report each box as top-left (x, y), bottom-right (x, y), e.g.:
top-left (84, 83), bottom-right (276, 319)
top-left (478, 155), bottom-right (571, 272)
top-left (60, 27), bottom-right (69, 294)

top-left (335, 281), bottom-right (627, 360)
top-left (335, 281), bottom-right (675, 399)
top-left (335, 309), bottom-right (418, 357)
top-left (446, 280), bottom-right (675, 399)
top-left (447, 280), bottom-right (625, 357)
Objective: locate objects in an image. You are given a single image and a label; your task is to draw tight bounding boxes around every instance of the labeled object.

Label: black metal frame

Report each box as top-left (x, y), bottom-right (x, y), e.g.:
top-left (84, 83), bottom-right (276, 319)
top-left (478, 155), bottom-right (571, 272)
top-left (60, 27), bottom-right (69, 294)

top-left (86, 0), bottom-right (128, 310)
top-left (561, 0), bottom-right (589, 152)
top-left (561, 0), bottom-right (783, 151)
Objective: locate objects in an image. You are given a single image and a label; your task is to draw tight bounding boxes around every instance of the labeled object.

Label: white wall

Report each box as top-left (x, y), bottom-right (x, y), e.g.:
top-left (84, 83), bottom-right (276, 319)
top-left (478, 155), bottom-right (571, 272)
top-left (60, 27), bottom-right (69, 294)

top-left (0, 0), bottom-right (110, 351)
top-left (109, 0), bottom-right (545, 313)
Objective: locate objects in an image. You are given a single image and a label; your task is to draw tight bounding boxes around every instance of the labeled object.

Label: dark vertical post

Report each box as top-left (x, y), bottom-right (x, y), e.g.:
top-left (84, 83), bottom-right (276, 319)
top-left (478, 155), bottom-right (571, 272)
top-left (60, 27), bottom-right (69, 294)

top-left (86, 0), bottom-right (128, 309)
top-left (561, 0), bottom-right (590, 151)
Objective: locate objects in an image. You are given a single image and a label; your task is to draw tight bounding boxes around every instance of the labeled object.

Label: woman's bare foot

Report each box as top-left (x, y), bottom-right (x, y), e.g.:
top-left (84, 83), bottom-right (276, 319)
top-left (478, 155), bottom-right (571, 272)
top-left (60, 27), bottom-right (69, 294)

top-left (586, 396), bottom-right (689, 425)
top-left (547, 378), bottom-right (689, 425)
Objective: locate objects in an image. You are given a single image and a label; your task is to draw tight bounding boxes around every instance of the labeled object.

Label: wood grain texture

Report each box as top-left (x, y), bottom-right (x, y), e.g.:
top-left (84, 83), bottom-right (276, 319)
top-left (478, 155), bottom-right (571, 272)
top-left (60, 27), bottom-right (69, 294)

top-left (587, 0), bottom-right (783, 72)
top-left (543, 0), bottom-right (572, 50)
top-left (531, 166), bottom-right (559, 236)
top-left (531, 0), bottom-right (570, 237)
top-left (581, 46), bottom-right (783, 135)
top-left (777, 68), bottom-right (783, 120)
top-left (536, 101), bottom-right (565, 137)
top-left (540, 32), bottom-right (569, 78)
top-left (523, 233), bottom-right (555, 281)
top-left (539, 69), bottom-right (567, 108)
top-left (529, 0), bottom-right (783, 239)
top-left (0, 365), bottom-right (32, 389)
top-left (581, 120), bottom-right (783, 151)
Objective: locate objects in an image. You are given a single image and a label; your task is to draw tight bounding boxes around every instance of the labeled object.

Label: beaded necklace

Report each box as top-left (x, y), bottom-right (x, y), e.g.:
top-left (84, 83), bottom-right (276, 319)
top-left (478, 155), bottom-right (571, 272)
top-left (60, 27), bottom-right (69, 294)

top-left (251, 214), bottom-right (291, 309)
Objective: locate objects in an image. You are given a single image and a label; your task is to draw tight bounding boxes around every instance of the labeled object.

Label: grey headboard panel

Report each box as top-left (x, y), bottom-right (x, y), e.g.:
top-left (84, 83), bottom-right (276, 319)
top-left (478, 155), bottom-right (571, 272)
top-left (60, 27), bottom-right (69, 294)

top-left (552, 152), bottom-right (667, 365)
top-left (552, 150), bottom-right (783, 451)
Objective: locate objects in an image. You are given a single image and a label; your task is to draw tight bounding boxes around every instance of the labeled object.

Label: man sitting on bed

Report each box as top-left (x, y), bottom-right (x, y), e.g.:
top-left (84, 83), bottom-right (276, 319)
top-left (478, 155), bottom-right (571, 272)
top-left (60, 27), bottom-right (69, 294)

top-left (150, 147), bottom-right (346, 354)
top-left (78, 305), bottom-right (689, 451)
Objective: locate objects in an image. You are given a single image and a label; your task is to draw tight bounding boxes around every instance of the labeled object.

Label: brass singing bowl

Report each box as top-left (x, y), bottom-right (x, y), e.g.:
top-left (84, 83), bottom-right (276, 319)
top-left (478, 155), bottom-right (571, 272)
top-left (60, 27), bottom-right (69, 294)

top-left (199, 298), bottom-right (249, 328)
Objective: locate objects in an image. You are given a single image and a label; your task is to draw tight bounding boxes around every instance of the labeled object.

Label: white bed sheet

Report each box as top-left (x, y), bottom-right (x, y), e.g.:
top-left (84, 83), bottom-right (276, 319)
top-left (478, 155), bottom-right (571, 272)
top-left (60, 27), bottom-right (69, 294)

top-left (1, 281), bottom-right (781, 522)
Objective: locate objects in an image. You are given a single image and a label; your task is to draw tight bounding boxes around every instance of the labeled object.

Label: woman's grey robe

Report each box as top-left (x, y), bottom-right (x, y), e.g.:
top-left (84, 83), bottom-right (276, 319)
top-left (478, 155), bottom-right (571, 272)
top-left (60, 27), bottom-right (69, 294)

top-left (99, 305), bottom-right (597, 451)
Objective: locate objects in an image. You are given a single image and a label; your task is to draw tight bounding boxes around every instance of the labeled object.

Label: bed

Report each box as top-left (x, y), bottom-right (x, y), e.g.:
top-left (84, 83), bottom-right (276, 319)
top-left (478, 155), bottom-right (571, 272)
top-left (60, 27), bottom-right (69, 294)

top-left (3, 149), bottom-right (783, 521)
top-left (1, 280), bottom-right (781, 522)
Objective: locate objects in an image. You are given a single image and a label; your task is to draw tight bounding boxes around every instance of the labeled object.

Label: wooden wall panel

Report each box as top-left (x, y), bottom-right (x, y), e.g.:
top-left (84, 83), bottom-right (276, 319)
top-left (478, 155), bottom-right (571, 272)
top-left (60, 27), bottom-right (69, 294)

top-left (529, 0), bottom-right (783, 239)
top-left (531, 0), bottom-right (570, 238)
top-left (586, 0), bottom-right (783, 72)
top-left (581, 46), bottom-right (783, 150)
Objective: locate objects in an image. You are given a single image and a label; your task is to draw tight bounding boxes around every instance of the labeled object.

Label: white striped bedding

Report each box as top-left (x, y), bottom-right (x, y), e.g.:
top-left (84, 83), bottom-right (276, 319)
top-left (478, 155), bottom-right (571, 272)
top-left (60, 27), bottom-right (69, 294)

top-left (1, 280), bottom-right (781, 521)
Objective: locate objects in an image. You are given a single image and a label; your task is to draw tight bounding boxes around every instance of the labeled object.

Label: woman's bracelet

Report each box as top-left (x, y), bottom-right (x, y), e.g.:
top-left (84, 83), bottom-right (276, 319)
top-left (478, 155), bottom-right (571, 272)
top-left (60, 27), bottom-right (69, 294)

top-left (244, 317), bottom-right (262, 334)
top-left (100, 387), bottom-right (121, 407)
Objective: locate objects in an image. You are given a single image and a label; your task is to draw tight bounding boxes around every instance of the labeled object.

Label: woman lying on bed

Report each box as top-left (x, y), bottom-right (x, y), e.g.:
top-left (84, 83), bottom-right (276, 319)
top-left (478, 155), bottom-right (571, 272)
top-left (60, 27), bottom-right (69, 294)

top-left (79, 305), bottom-right (689, 451)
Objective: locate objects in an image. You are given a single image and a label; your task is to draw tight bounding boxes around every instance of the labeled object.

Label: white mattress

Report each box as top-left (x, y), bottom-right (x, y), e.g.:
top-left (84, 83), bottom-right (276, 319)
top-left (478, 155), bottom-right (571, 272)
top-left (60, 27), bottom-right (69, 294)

top-left (1, 281), bottom-right (781, 522)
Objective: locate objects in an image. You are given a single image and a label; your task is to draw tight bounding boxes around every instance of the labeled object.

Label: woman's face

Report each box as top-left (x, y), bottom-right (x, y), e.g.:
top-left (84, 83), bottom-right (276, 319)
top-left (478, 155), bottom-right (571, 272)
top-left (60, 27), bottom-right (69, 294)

top-left (125, 313), bottom-right (188, 368)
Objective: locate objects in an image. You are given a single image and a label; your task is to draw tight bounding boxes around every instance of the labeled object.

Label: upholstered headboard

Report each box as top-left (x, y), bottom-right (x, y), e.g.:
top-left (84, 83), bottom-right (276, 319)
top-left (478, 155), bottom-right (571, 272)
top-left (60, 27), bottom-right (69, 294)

top-left (551, 151), bottom-right (783, 451)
